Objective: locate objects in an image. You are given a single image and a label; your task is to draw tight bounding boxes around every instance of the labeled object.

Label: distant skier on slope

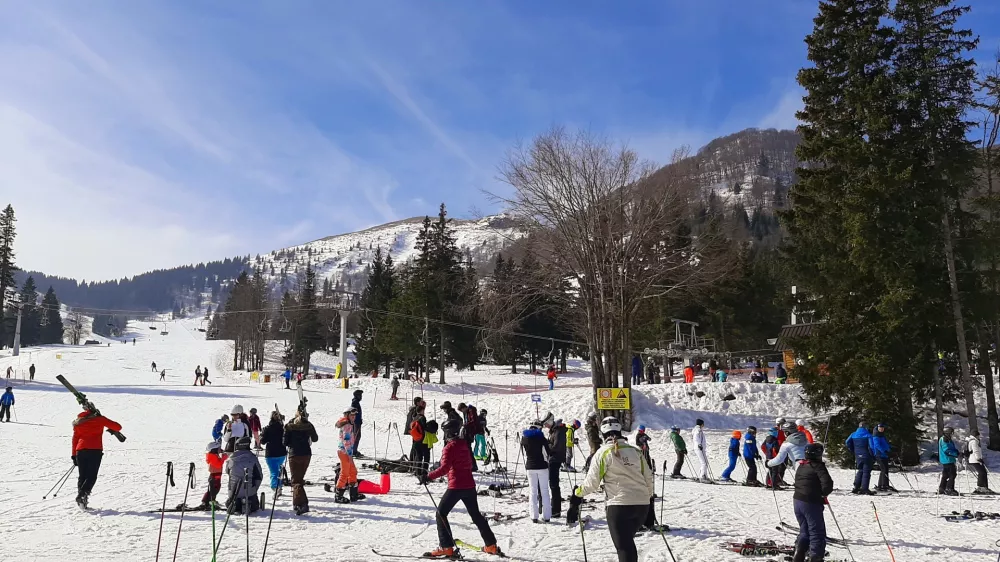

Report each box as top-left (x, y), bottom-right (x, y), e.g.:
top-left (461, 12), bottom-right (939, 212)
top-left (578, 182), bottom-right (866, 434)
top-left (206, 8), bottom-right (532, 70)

top-left (0, 386), bottom-right (13, 422)
top-left (546, 364), bottom-right (557, 390)
top-left (193, 366), bottom-right (202, 386)
top-left (474, 409), bottom-right (490, 461)
top-left (390, 375), bottom-right (400, 400)
top-left (223, 437), bottom-right (263, 514)
top-left (151, 362), bottom-right (157, 372)
top-left (938, 427), bottom-right (959, 496)
top-left (159, 369), bottom-right (166, 381)
top-left (692, 419), bottom-right (710, 483)
top-left (282, 368), bottom-right (292, 390)
top-left (71, 404), bottom-right (123, 509)
top-left (201, 367), bottom-right (211, 385)
top-left (871, 422), bottom-right (893, 492)
top-left (965, 431), bottom-right (994, 495)
top-left (669, 425), bottom-right (687, 478)
top-left (29, 364), bottom-right (35, 381)
top-left (583, 413), bottom-right (602, 471)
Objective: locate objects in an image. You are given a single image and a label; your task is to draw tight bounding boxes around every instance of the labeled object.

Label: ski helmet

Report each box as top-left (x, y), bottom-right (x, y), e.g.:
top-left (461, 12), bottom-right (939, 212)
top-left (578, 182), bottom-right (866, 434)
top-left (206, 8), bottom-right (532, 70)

top-left (670, 425), bottom-right (680, 432)
top-left (943, 427), bottom-right (955, 435)
top-left (782, 421), bottom-right (797, 434)
top-left (695, 418), bottom-right (704, 427)
top-left (4, 386), bottom-right (10, 391)
top-left (638, 425), bottom-right (646, 432)
top-left (732, 430), bottom-right (742, 439)
top-left (529, 420), bottom-right (543, 430)
top-left (425, 420), bottom-right (439, 434)
top-left (795, 419), bottom-right (805, 427)
top-left (481, 409), bottom-right (488, 416)
top-left (572, 420), bottom-right (581, 429)
top-left (354, 389), bottom-right (363, 397)
top-left (747, 425), bottom-right (757, 433)
top-left (804, 443), bottom-right (824, 462)
top-left (236, 437), bottom-right (252, 450)
top-left (775, 417), bottom-right (786, 426)
top-left (250, 408), bottom-right (257, 414)
top-left (231, 405), bottom-right (244, 415)
top-left (206, 441), bottom-right (221, 453)
top-left (876, 422), bottom-right (886, 429)
top-left (600, 416), bottom-right (623, 437)
top-left (441, 417), bottom-right (462, 440)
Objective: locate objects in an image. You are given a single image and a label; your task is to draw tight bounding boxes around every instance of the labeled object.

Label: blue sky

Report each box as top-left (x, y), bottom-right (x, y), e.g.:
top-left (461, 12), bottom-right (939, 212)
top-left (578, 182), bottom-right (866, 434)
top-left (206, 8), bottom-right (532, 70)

top-left (1, 1), bottom-right (997, 280)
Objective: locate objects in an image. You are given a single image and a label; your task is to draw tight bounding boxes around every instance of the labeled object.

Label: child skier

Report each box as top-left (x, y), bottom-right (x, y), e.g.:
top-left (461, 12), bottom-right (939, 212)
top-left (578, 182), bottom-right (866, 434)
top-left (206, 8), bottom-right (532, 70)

top-left (390, 375), bottom-right (400, 400)
top-left (742, 426), bottom-right (762, 486)
top-left (0, 386), bottom-right (13, 422)
top-left (565, 419), bottom-right (582, 470)
top-left (965, 431), bottom-right (994, 494)
top-left (762, 429), bottom-right (780, 489)
top-left (669, 425), bottom-right (687, 478)
top-left (634, 425), bottom-right (653, 475)
top-left (212, 414), bottom-right (229, 441)
top-left (792, 443), bottom-right (834, 562)
top-left (474, 409), bottom-right (490, 460)
top-left (335, 408), bottom-right (362, 503)
top-left (197, 441), bottom-right (227, 509)
top-left (259, 411), bottom-right (286, 498)
top-left (248, 408), bottom-right (263, 450)
top-left (720, 430), bottom-right (741, 482)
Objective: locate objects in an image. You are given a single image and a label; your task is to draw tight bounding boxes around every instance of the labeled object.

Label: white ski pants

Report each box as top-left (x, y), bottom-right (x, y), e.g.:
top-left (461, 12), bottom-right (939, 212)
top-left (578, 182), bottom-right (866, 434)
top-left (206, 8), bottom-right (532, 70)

top-left (695, 448), bottom-right (709, 479)
top-left (527, 468), bottom-right (552, 520)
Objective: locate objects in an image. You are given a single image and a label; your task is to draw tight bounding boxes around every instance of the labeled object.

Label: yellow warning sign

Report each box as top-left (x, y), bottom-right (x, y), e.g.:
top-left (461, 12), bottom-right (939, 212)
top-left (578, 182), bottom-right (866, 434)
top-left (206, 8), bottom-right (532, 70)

top-left (596, 387), bottom-right (630, 410)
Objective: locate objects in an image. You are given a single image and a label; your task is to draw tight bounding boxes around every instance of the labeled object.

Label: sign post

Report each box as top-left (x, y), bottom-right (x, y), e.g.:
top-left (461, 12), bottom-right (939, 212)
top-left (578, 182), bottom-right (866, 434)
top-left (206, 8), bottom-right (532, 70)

top-left (531, 393), bottom-right (541, 419)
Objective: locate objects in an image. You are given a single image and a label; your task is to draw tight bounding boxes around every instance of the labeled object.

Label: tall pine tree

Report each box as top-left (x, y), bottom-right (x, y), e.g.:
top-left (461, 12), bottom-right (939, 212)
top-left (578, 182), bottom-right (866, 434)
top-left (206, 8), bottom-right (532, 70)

top-left (288, 264), bottom-right (323, 374)
top-left (355, 247), bottom-right (396, 376)
top-left (0, 205), bottom-right (16, 346)
top-left (15, 276), bottom-right (40, 347)
top-left (40, 287), bottom-right (64, 344)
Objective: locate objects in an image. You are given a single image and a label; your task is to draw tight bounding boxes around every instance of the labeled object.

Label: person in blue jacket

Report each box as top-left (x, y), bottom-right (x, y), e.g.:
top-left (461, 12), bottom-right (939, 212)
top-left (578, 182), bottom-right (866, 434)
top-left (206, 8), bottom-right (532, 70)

top-left (212, 414), bottom-right (229, 441)
top-left (762, 429), bottom-right (781, 488)
top-left (845, 422), bottom-right (874, 495)
top-left (631, 355), bottom-right (642, 386)
top-left (938, 427), bottom-right (959, 496)
top-left (869, 422), bottom-right (893, 492)
top-left (0, 386), bottom-right (13, 422)
top-left (283, 368), bottom-right (292, 390)
top-left (742, 426), bottom-right (761, 486)
top-left (720, 430), bottom-right (742, 482)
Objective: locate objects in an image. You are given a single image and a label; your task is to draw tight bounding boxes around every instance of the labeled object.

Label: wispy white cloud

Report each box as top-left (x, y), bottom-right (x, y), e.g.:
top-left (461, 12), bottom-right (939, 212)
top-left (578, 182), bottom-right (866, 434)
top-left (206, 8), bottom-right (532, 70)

top-left (758, 88), bottom-right (804, 131)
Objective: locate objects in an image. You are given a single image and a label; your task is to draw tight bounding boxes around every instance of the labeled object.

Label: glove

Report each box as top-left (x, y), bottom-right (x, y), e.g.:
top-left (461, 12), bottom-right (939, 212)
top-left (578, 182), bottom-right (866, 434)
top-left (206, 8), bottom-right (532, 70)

top-left (573, 439), bottom-right (579, 445)
top-left (574, 486), bottom-right (583, 498)
top-left (698, 445), bottom-right (703, 451)
top-left (72, 456), bottom-right (77, 466)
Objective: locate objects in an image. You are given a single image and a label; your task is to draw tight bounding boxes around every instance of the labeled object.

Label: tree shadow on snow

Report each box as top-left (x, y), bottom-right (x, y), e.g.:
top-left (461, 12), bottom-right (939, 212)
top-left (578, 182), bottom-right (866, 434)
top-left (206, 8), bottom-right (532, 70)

top-left (17, 381), bottom-right (252, 400)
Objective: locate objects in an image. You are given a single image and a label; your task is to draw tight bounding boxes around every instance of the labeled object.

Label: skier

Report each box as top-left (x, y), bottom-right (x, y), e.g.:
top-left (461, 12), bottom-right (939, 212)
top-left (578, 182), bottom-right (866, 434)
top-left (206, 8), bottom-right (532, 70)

top-left (521, 420), bottom-right (552, 523)
top-left (716, 367), bottom-right (728, 382)
top-left (938, 427), bottom-right (960, 496)
top-left (151, 361), bottom-right (157, 372)
top-left (457, 403), bottom-right (481, 471)
top-left (159, 369), bottom-right (166, 381)
top-left (423, 417), bottom-right (503, 558)
top-left (440, 401), bottom-right (462, 427)
top-left (768, 422), bottom-right (809, 480)
top-left (965, 431), bottom-right (994, 494)
top-left (631, 355), bottom-right (642, 386)
top-left (742, 426), bottom-right (762, 486)
top-left (683, 364), bottom-right (695, 383)
top-left (197, 441), bottom-right (227, 509)
top-left (350, 389), bottom-right (364, 458)
top-left (845, 422), bottom-right (874, 495)
top-left (71, 404), bottom-right (123, 509)
top-left (870, 422), bottom-right (893, 492)
top-left (0, 386), bottom-right (12, 422)
top-left (390, 375), bottom-right (400, 400)
top-left (796, 419), bottom-right (814, 444)
top-left (692, 419), bottom-right (710, 483)
top-left (5, 366), bottom-right (11, 378)
top-left (202, 367), bottom-right (211, 385)
top-left (211, 414), bottom-right (229, 441)
top-left (193, 366), bottom-right (202, 386)
top-left (247, 407), bottom-right (263, 450)
top-left (474, 408), bottom-right (490, 461)
top-left (635, 425), bottom-right (654, 475)
top-left (565, 419), bottom-right (582, 470)
top-left (720, 430), bottom-right (741, 482)
top-left (284, 409), bottom-right (319, 515)
top-left (791, 443), bottom-right (834, 562)
top-left (583, 413), bottom-right (602, 471)
top-left (409, 402), bottom-right (429, 480)
top-left (547, 419), bottom-right (568, 516)
top-left (282, 368), bottom-right (292, 390)
top-left (28, 364), bottom-right (35, 381)
top-left (772, 417), bottom-right (788, 484)
top-left (260, 411), bottom-right (286, 498)
top-left (334, 408), bottom-right (362, 503)
top-left (223, 437), bottom-right (263, 514)
top-left (762, 428), bottom-right (781, 488)
top-left (223, 406), bottom-right (249, 452)
top-left (574, 416), bottom-right (654, 562)
top-left (546, 364), bottom-right (557, 390)
top-left (669, 425), bottom-right (687, 478)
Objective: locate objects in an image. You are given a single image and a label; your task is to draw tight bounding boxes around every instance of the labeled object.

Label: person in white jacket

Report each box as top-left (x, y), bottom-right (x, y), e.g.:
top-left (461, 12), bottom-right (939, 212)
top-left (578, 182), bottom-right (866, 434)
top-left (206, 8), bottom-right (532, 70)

top-left (965, 432), bottom-right (994, 494)
top-left (767, 422), bottom-right (809, 474)
top-left (223, 405), bottom-right (249, 453)
top-left (692, 418), bottom-right (710, 482)
top-left (573, 416), bottom-right (654, 562)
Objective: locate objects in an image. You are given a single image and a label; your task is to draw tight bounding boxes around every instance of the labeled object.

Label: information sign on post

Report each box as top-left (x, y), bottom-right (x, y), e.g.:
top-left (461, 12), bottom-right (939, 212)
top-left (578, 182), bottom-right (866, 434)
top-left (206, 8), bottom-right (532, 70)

top-left (596, 387), bottom-right (631, 410)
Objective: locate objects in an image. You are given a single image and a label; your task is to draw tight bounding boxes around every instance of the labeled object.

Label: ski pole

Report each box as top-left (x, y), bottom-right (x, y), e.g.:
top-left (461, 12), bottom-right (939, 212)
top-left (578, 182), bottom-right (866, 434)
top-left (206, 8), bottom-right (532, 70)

top-left (171, 462), bottom-right (196, 562)
top-left (43, 465), bottom-right (75, 499)
top-left (371, 388), bottom-right (378, 456)
top-left (155, 462), bottom-right (175, 562)
top-left (891, 457), bottom-right (915, 491)
top-left (382, 422), bottom-right (392, 460)
top-left (660, 460), bottom-right (667, 526)
top-left (244, 468), bottom-right (250, 562)
top-left (394, 423), bottom-right (405, 460)
top-left (770, 475), bottom-right (782, 524)
top-left (260, 461), bottom-right (284, 562)
top-left (826, 498), bottom-right (855, 562)
top-left (422, 483), bottom-right (455, 547)
top-left (211, 499), bottom-right (217, 562)
top-left (871, 501), bottom-right (896, 562)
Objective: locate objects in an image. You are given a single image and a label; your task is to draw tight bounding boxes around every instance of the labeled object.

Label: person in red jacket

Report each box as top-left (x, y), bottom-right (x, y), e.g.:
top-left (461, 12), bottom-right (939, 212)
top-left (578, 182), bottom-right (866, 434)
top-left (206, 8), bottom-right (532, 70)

top-left (71, 406), bottom-right (123, 509)
top-left (423, 418), bottom-right (502, 558)
top-left (198, 441), bottom-right (228, 509)
top-left (248, 408), bottom-right (263, 450)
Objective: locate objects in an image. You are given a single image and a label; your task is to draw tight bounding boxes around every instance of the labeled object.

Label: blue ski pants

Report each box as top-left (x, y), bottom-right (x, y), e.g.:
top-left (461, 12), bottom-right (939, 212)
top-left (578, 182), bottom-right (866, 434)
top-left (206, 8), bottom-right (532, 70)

top-left (793, 499), bottom-right (827, 559)
top-left (721, 452), bottom-right (738, 480)
top-left (853, 456), bottom-right (873, 492)
top-left (266, 455), bottom-right (286, 490)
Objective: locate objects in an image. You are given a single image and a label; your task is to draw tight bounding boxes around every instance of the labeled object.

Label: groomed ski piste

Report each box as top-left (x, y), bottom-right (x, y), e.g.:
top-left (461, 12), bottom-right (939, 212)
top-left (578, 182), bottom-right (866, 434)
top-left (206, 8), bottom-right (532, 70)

top-left (0, 318), bottom-right (996, 561)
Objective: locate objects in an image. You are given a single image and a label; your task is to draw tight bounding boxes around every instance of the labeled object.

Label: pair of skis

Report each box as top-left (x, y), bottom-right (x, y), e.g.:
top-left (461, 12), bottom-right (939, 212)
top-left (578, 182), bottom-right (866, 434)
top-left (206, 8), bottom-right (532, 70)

top-left (57, 375), bottom-right (126, 442)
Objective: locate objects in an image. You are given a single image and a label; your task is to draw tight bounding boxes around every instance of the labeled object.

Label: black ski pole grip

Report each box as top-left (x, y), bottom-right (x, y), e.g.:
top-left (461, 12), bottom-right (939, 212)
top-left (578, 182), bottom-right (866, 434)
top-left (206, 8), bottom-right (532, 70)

top-left (167, 462), bottom-right (175, 487)
top-left (188, 462), bottom-right (196, 489)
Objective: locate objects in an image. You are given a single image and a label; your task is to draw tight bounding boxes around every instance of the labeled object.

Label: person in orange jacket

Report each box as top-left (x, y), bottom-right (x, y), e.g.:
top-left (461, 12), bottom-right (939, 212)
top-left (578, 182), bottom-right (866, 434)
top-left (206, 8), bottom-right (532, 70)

top-left (198, 441), bottom-right (228, 509)
top-left (546, 364), bottom-right (557, 391)
top-left (71, 406), bottom-right (123, 509)
top-left (684, 365), bottom-right (695, 383)
top-left (796, 419), bottom-right (815, 444)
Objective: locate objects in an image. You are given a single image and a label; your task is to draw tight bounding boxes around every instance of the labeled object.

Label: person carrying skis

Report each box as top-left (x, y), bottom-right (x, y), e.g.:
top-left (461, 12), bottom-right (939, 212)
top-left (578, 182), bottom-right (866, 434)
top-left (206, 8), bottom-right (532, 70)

top-left (223, 406), bottom-right (249, 452)
top-left (720, 430), bottom-right (741, 482)
top-left (474, 409), bottom-right (490, 460)
top-left (796, 419), bottom-right (814, 444)
top-left (282, 368), bottom-right (292, 390)
top-left (768, 422), bottom-right (808, 483)
top-left (335, 408), bottom-right (362, 503)
top-left (692, 419), bottom-right (710, 483)
top-left (197, 441), bottom-right (227, 509)
top-left (248, 407), bottom-right (263, 449)
top-left (965, 431), bottom-right (994, 494)
top-left (791, 443), bottom-right (834, 562)
top-left (669, 425), bottom-right (687, 478)
top-left (409, 402), bottom-right (429, 481)
top-left (0, 386), bottom-right (13, 422)
top-left (939, 427), bottom-right (960, 496)
top-left (423, 417), bottom-right (503, 558)
top-left (584, 413), bottom-right (602, 472)
top-left (390, 375), bottom-right (400, 400)
top-left (284, 409), bottom-right (319, 515)
top-left (193, 366), bottom-right (202, 386)
top-left (742, 426), bottom-right (762, 486)
top-left (351, 389), bottom-right (364, 458)
top-left (845, 422), bottom-right (874, 495)
top-left (212, 414), bottom-right (229, 441)
top-left (223, 437), bottom-right (263, 514)
top-left (521, 420), bottom-right (552, 523)
top-left (565, 419), bottom-right (582, 470)
top-left (259, 410), bottom-right (286, 498)
top-left (762, 429), bottom-right (780, 488)
top-left (71, 404), bottom-right (123, 509)
top-left (870, 422), bottom-right (893, 492)
top-left (28, 364), bottom-right (35, 381)
top-left (574, 416), bottom-right (654, 562)
top-left (546, 364), bottom-right (557, 390)
top-left (547, 419), bottom-right (568, 516)
top-left (635, 425), bottom-right (654, 475)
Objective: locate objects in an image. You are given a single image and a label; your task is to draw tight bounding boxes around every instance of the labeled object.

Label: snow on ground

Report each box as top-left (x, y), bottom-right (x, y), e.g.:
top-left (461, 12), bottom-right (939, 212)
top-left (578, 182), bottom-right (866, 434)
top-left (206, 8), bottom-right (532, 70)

top-left (0, 318), bottom-right (996, 561)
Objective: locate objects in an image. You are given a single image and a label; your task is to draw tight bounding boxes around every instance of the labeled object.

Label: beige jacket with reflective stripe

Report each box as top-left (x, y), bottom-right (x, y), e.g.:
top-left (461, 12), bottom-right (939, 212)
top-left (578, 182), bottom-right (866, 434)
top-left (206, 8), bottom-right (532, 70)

top-left (576, 438), bottom-right (654, 506)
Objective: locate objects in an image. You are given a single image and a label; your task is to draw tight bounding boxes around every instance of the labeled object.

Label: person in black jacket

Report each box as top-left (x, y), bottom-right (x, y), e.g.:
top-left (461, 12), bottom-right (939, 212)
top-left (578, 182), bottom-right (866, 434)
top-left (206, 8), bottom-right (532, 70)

top-left (351, 389), bottom-right (364, 458)
top-left (283, 411), bottom-right (319, 515)
top-left (521, 421), bottom-right (552, 522)
top-left (409, 402), bottom-right (429, 480)
top-left (259, 411), bottom-right (286, 497)
top-left (792, 443), bottom-right (834, 562)
top-left (547, 419), bottom-right (569, 517)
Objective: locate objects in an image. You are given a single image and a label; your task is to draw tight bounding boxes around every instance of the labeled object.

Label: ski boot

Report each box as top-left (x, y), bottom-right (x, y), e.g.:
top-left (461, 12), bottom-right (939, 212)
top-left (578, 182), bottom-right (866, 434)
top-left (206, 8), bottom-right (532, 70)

top-left (973, 487), bottom-right (996, 495)
top-left (944, 489), bottom-right (960, 496)
top-left (790, 544), bottom-right (806, 562)
top-left (423, 546), bottom-right (461, 559)
top-left (482, 544), bottom-right (504, 556)
top-left (349, 484), bottom-right (366, 501)
top-left (76, 493), bottom-right (89, 510)
top-left (334, 487), bottom-right (351, 504)
top-left (294, 504), bottom-right (310, 516)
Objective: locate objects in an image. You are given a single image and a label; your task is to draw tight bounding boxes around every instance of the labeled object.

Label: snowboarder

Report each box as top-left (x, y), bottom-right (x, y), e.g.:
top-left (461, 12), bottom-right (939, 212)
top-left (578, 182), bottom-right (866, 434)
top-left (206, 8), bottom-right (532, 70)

top-left (521, 420), bottom-right (552, 522)
top-left (224, 437), bottom-right (263, 514)
top-left (870, 422), bottom-right (893, 492)
top-left (791, 443), bottom-right (834, 562)
top-left (71, 404), bottom-right (123, 509)
top-left (669, 425), bottom-right (687, 478)
top-left (474, 409), bottom-right (490, 460)
top-left (260, 410), bottom-right (286, 498)
top-left (282, 368), bottom-right (292, 390)
top-left (409, 402), bottom-right (429, 480)
top-left (939, 427), bottom-right (959, 496)
top-left (151, 362), bottom-right (157, 372)
top-left (248, 408), bottom-right (263, 449)
top-left (0, 386), bottom-right (13, 422)
top-left (28, 364), bottom-right (35, 381)
top-left (547, 419), bottom-right (568, 516)
top-left (635, 425), bottom-right (653, 475)
top-left (965, 431), bottom-right (993, 494)
top-left (565, 419), bottom-right (581, 470)
top-left (159, 369), bottom-right (166, 381)
top-left (631, 355), bottom-right (642, 386)
top-left (845, 422), bottom-right (874, 495)
top-left (422, 417), bottom-right (502, 558)
top-left (742, 426), bottom-right (762, 486)
top-left (546, 364), bottom-right (557, 391)
top-left (193, 366), bottom-right (202, 386)
top-left (720, 430), bottom-right (741, 482)
top-left (796, 419), bottom-right (814, 444)
top-left (390, 375), bottom-right (400, 400)
top-left (212, 414), bottom-right (229, 441)
top-left (351, 389), bottom-right (364, 457)
top-left (692, 419), bottom-right (710, 482)
top-left (574, 416), bottom-right (654, 562)
top-left (284, 409), bottom-right (319, 515)
top-left (201, 367), bottom-right (211, 385)
top-left (223, 406), bottom-right (249, 452)
top-left (335, 408), bottom-right (361, 503)
top-left (198, 441), bottom-right (227, 509)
